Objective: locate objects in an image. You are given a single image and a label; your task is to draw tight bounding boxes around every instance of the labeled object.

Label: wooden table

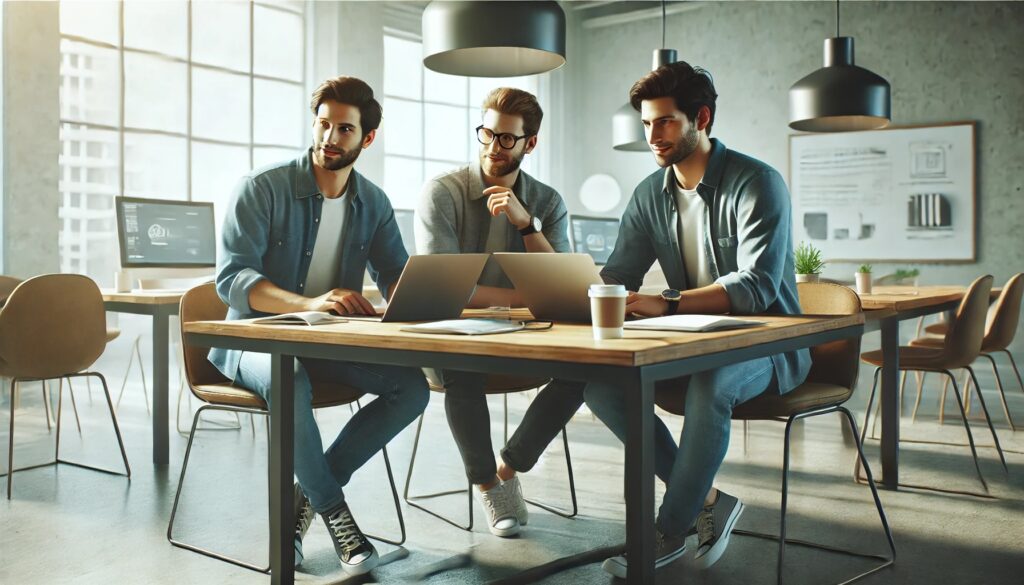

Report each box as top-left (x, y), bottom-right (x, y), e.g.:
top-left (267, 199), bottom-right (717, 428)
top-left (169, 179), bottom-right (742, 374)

top-left (184, 313), bottom-right (863, 585)
top-left (102, 291), bottom-right (182, 465)
top-left (859, 285), bottom-right (999, 489)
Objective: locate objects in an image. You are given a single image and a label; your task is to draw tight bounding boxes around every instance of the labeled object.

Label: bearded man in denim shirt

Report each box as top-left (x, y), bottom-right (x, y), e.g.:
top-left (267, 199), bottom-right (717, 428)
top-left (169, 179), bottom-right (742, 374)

top-left (211, 77), bottom-right (428, 576)
top-left (586, 62), bottom-right (810, 578)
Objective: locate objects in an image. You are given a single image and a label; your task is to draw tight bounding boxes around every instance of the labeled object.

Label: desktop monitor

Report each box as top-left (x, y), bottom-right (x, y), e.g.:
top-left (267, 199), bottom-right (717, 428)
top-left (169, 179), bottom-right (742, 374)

top-left (570, 215), bottom-right (620, 265)
top-left (116, 196), bottom-right (216, 274)
top-left (394, 209), bottom-right (417, 257)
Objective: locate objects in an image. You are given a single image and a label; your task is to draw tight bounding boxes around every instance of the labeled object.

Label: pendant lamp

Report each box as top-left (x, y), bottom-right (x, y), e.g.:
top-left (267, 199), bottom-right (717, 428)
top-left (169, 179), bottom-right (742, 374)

top-left (422, 1), bottom-right (566, 77)
top-left (612, 0), bottom-right (676, 151)
top-left (789, 0), bottom-right (890, 132)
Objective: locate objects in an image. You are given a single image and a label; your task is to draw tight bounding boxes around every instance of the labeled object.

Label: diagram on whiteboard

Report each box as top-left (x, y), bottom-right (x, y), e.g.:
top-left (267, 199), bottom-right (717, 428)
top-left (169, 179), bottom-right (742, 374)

top-left (789, 123), bottom-right (974, 262)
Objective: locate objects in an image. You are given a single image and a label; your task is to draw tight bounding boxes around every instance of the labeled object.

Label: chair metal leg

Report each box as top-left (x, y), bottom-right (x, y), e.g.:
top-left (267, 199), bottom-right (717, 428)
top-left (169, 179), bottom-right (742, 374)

top-left (523, 426), bottom-right (579, 519)
top-left (65, 378), bottom-right (82, 434)
top-left (939, 375), bottom-right (950, 425)
top-left (858, 368), bottom-right (880, 470)
top-left (87, 373), bottom-right (132, 479)
top-left (911, 372), bottom-right (927, 423)
top-left (42, 380), bottom-right (53, 431)
top-left (965, 367), bottom-right (1008, 472)
top-left (981, 353), bottom-right (1016, 432)
top-left (946, 370), bottom-right (988, 492)
top-left (7, 379), bottom-right (16, 499)
top-left (363, 444), bottom-right (407, 546)
top-left (402, 411), bottom-right (475, 531)
top-left (1001, 350), bottom-right (1024, 394)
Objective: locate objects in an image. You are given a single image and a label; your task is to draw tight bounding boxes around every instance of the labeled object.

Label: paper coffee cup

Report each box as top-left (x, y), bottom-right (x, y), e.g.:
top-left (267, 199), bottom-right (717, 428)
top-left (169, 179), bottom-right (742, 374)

top-left (114, 270), bottom-right (132, 293)
top-left (588, 284), bottom-right (627, 340)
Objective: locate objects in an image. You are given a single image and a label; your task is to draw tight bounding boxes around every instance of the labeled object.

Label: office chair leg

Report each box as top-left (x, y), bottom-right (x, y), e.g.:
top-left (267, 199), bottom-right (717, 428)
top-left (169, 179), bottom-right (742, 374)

top-left (42, 380), bottom-right (53, 431)
top-left (981, 354), bottom-right (1016, 432)
top-left (911, 371), bottom-right (927, 423)
top-left (944, 370), bottom-right (988, 492)
top-left (91, 373), bottom-right (132, 479)
top-left (1001, 350), bottom-right (1024, 395)
top-left (363, 444), bottom-right (407, 546)
top-left (64, 377), bottom-right (82, 434)
top-left (939, 375), bottom-right (950, 425)
top-left (524, 426), bottom-right (579, 519)
top-left (856, 368), bottom-right (881, 481)
top-left (965, 367), bottom-right (1008, 472)
top-left (961, 369), bottom-right (974, 418)
top-left (403, 411), bottom-right (474, 531)
top-left (6, 379), bottom-right (16, 499)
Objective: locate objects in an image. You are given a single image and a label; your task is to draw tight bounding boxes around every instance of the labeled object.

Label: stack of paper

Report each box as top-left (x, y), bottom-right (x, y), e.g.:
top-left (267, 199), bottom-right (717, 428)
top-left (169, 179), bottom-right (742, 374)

top-left (401, 319), bottom-right (524, 335)
top-left (624, 314), bottom-right (764, 332)
top-left (252, 311), bottom-right (348, 326)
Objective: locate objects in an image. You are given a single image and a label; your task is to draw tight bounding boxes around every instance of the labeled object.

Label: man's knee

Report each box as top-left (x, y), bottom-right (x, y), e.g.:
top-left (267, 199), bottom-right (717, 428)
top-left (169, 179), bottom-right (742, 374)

top-left (583, 382), bottom-right (620, 410)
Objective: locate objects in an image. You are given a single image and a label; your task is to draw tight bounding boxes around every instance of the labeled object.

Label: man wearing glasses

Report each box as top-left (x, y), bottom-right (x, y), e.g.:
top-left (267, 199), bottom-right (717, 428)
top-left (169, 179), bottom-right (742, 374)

top-left (416, 87), bottom-right (585, 538)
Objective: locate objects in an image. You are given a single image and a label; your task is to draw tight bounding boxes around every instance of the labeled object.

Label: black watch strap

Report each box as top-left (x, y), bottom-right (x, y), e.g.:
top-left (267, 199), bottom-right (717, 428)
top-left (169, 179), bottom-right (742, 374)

top-left (664, 300), bottom-right (680, 315)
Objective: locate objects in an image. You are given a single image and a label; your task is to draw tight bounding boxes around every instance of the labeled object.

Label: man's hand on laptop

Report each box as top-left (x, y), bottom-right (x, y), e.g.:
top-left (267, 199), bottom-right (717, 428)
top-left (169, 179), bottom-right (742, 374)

top-left (308, 288), bottom-right (376, 316)
top-left (483, 185), bottom-right (530, 230)
top-left (625, 292), bottom-right (669, 318)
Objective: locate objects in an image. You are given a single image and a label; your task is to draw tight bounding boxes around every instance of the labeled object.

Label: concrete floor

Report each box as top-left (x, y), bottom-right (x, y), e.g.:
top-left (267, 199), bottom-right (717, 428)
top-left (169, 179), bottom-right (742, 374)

top-left (1, 317), bottom-right (1023, 584)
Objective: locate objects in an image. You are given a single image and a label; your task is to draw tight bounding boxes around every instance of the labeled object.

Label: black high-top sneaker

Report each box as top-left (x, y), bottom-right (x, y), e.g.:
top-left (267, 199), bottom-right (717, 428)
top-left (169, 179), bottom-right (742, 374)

top-left (321, 502), bottom-right (379, 575)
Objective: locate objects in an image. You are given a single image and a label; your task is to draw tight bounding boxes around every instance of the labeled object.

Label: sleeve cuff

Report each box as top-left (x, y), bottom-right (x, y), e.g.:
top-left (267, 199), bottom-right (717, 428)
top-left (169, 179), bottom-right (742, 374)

top-left (228, 268), bottom-right (266, 313)
top-left (715, 271), bottom-right (755, 314)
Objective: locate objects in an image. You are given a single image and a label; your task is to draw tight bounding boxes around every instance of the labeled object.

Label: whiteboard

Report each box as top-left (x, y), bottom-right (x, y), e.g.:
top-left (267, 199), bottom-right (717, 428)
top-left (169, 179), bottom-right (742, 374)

top-left (788, 122), bottom-right (976, 262)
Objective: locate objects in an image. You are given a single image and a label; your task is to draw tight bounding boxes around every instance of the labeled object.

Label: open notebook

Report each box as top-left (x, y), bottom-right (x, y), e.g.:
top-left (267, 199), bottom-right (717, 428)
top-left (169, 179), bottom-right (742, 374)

top-left (624, 314), bottom-right (764, 332)
top-left (401, 319), bottom-right (524, 335)
top-left (252, 311), bottom-right (348, 326)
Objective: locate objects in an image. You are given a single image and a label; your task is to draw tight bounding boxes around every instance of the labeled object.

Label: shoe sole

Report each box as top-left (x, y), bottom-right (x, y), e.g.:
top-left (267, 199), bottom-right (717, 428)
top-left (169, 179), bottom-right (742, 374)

top-left (601, 556), bottom-right (628, 579)
top-left (340, 549), bottom-right (379, 576)
top-left (694, 501), bottom-right (744, 569)
top-left (489, 521), bottom-right (521, 537)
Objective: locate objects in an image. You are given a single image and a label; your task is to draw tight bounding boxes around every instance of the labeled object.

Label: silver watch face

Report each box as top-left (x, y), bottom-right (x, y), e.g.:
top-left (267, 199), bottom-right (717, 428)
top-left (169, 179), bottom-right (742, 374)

top-left (532, 216), bottom-right (543, 232)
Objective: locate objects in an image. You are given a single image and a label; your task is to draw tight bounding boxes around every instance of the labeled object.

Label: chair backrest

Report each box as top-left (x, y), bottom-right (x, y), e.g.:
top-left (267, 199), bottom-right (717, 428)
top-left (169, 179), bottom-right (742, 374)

top-left (983, 273), bottom-right (1023, 351)
top-left (940, 275), bottom-right (994, 367)
top-left (0, 275), bottom-right (22, 306)
top-left (0, 274), bottom-right (106, 379)
top-left (797, 282), bottom-right (863, 391)
top-left (179, 282), bottom-right (231, 389)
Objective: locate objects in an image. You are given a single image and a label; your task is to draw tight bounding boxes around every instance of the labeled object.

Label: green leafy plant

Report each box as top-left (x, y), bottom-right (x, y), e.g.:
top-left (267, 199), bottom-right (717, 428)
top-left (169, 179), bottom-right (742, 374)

top-left (858, 264), bottom-right (873, 273)
top-left (794, 242), bottom-right (825, 275)
top-left (893, 268), bottom-right (919, 280)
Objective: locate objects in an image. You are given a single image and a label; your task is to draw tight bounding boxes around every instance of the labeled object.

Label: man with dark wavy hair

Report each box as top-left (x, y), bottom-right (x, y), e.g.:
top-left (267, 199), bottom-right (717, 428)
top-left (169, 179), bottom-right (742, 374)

top-left (586, 62), bottom-right (809, 578)
top-left (212, 76), bottom-right (428, 576)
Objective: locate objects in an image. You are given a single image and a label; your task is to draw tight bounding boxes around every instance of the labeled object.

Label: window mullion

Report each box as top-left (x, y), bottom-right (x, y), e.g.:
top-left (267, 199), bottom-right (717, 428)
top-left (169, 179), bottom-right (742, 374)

top-left (248, 0), bottom-right (255, 170)
top-left (187, 0), bottom-right (193, 202)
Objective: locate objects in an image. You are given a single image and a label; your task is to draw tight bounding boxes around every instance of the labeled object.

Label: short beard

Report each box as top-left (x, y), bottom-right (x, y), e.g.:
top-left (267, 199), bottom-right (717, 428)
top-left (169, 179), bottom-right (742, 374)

top-left (314, 143), bottom-right (362, 171)
top-left (654, 122), bottom-right (699, 168)
top-left (480, 150), bottom-right (525, 178)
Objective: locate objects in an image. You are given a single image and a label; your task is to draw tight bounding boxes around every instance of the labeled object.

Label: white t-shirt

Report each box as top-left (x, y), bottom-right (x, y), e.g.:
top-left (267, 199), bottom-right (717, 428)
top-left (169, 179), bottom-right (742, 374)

top-left (305, 190), bottom-right (349, 297)
top-left (673, 179), bottom-right (714, 289)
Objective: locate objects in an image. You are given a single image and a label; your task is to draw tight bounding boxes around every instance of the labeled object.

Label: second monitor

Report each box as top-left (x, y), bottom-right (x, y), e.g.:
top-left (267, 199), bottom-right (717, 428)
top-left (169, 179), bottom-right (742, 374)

top-left (570, 215), bottom-right (620, 265)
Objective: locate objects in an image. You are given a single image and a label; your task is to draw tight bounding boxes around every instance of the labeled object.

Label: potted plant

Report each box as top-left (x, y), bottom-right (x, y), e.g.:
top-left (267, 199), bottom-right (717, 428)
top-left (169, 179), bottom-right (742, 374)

top-left (794, 242), bottom-right (825, 283)
top-left (855, 264), bottom-right (873, 294)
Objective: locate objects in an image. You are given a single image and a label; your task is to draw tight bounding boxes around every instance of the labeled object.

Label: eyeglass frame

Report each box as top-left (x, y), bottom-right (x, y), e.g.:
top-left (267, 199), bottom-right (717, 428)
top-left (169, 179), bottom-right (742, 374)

top-left (475, 125), bottom-right (532, 150)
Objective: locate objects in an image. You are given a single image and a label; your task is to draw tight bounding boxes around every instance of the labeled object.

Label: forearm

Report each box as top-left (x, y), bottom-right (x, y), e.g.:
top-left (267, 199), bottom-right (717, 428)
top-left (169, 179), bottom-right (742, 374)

top-left (467, 285), bottom-right (523, 309)
top-left (248, 279), bottom-right (312, 314)
top-left (522, 232), bottom-right (555, 253)
top-left (677, 284), bottom-right (731, 314)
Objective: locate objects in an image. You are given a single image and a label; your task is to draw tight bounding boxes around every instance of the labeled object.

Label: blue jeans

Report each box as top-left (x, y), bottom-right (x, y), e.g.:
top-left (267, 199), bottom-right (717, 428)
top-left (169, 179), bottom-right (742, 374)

top-left (235, 352), bottom-right (429, 514)
top-left (584, 357), bottom-right (775, 537)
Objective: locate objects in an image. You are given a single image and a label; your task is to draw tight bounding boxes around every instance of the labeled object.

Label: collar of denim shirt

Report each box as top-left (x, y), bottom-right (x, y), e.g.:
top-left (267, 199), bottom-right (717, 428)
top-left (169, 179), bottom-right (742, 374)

top-left (293, 147), bottom-right (366, 205)
top-left (660, 138), bottom-right (728, 207)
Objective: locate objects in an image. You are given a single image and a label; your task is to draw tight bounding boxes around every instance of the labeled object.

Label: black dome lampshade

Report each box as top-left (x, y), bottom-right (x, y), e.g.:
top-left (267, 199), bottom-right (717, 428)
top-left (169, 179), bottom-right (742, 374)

top-left (789, 1), bottom-right (891, 132)
top-left (422, 1), bottom-right (566, 77)
top-left (612, 48), bottom-right (678, 151)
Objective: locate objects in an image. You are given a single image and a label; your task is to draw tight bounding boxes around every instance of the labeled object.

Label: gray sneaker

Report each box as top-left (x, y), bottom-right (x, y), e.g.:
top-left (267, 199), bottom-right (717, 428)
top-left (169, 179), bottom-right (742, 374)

top-left (477, 483), bottom-right (520, 537)
top-left (694, 490), bottom-right (744, 569)
top-left (503, 475), bottom-right (529, 526)
top-left (293, 483), bottom-right (315, 567)
top-left (601, 530), bottom-right (687, 578)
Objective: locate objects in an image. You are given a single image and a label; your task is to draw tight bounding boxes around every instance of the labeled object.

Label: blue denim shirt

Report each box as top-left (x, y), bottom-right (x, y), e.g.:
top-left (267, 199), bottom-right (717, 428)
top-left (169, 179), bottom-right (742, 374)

top-left (601, 139), bottom-right (810, 394)
top-left (209, 149), bottom-right (408, 380)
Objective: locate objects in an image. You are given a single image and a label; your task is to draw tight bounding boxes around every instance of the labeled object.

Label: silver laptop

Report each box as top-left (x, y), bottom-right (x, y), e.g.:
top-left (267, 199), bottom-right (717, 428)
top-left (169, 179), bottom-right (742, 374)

top-left (492, 253), bottom-right (604, 323)
top-left (347, 254), bottom-right (489, 322)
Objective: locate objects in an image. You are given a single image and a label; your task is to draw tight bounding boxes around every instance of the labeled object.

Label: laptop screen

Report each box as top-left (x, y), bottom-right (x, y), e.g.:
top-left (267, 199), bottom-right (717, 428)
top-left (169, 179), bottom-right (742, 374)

top-left (116, 196), bottom-right (217, 268)
top-left (570, 215), bottom-right (620, 265)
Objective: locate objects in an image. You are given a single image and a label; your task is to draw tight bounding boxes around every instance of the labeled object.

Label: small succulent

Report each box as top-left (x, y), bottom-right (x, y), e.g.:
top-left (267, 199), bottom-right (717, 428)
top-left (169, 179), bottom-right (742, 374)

top-left (794, 242), bottom-right (825, 275)
top-left (858, 264), bottom-right (873, 274)
top-left (894, 268), bottom-right (920, 280)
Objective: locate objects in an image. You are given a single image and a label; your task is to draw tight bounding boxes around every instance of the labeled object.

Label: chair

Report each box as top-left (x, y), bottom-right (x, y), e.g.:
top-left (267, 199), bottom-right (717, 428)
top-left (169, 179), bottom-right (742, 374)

top-left (907, 273), bottom-right (1023, 430)
top-left (655, 283), bottom-right (895, 585)
top-left (168, 283), bottom-right (405, 573)
top-left (403, 375), bottom-right (578, 531)
top-left (0, 274), bottom-right (131, 499)
top-left (859, 275), bottom-right (1007, 494)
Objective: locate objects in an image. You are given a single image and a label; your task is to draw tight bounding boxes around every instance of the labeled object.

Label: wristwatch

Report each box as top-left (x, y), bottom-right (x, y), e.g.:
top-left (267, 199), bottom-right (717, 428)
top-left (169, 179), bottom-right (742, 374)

top-left (661, 288), bottom-right (682, 315)
top-left (519, 215), bottom-right (542, 236)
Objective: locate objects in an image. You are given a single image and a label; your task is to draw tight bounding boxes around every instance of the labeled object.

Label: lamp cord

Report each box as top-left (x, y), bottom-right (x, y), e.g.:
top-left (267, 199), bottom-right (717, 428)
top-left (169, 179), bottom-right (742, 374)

top-left (836, 0), bottom-right (840, 37)
top-left (662, 0), bottom-right (666, 49)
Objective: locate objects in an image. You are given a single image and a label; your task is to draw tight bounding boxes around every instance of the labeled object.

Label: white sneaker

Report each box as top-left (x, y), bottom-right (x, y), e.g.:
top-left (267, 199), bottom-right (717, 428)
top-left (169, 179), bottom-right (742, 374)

top-left (503, 475), bottom-right (529, 526)
top-left (477, 483), bottom-right (520, 537)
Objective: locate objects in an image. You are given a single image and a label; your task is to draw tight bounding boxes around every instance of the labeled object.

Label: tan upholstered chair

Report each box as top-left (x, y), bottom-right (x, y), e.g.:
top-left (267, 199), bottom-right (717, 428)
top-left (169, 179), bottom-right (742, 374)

top-left (860, 275), bottom-right (1006, 493)
top-left (0, 274), bottom-right (130, 499)
top-left (168, 283), bottom-right (405, 573)
top-left (655, 283), bottom-right (895, 585)
top-left (908, 273), bottom-right (1024, 430)
top-left (403, 373), bottom-right (578, 531)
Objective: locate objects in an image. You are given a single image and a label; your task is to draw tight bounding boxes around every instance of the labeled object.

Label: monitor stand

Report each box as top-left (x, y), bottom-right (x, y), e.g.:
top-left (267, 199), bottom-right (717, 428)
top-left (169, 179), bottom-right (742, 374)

top-left (116, 267), bottom-right (215, 293)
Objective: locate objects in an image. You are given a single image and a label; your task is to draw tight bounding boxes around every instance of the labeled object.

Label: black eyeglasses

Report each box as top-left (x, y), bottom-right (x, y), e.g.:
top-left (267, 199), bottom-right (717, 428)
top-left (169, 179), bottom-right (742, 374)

top-left (476, 125), bottom-right (531, 150)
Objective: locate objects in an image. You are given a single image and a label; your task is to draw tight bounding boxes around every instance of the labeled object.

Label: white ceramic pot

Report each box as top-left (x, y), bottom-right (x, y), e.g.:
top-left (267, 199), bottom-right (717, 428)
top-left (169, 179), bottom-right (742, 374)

top-left (795, 273), bottom-right (820, 283)
top-left (855, 272), bottom-right (873, 294)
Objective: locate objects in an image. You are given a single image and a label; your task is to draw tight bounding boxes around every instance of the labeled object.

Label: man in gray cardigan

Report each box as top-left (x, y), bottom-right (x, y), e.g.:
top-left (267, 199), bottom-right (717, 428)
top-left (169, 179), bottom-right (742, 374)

top-left (415, 88), bottom-right (585, 538)
top-left (586, 63), bottom-right (810, 578)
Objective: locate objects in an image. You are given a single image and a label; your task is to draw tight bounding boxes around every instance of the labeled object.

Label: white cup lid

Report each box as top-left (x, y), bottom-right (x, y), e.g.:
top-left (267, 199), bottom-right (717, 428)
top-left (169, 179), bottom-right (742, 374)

top-left (588, 284), bottom-right (627, 298)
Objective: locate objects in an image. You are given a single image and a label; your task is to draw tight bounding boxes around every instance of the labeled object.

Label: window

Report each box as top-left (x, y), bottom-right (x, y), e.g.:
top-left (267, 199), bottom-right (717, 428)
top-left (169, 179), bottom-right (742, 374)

top-left (58, 0), bottom-right (306, 284)
top-left (382, 32), bottom-right (546, 211)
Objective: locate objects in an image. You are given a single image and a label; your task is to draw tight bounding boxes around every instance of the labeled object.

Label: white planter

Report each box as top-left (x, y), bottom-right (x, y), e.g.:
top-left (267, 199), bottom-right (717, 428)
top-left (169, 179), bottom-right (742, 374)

top-left (855, 272), bottom-right (873, 294)
top-left (795, 273), bottom-right (820, 283)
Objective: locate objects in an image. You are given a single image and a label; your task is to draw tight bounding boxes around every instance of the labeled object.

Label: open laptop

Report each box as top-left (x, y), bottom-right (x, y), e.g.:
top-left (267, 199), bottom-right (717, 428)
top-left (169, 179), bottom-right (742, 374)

top-left (345, 254), bottom-right (489, 322)
top-left (492, 253), bottom-right (604, 323)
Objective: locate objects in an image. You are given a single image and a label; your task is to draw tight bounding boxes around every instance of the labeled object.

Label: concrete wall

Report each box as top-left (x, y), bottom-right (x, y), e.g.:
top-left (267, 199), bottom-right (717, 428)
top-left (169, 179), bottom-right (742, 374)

top-left (567, 1), bottom-right (1023, 283)
top-left (1, 1), bottom-right (60, 278)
